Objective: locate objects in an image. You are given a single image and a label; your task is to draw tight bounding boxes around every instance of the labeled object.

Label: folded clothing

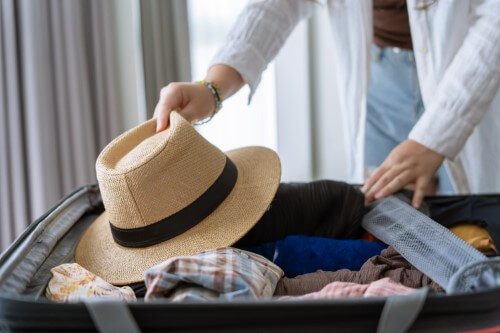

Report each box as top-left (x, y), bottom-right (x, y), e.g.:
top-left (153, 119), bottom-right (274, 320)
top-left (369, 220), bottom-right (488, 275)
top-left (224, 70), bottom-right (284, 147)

top-left (274, 246), bottom-right (442, 296)
top-left (128, 181), bottom-right (365, 297)
top-left (242, 235), bottom-right (387, 277)
top-left (427, 195), bottom-right (500, 249)
top-left (281, 277), bottom-right (416, 300)
top-left (450, 222), bottom-right (498, 256)
top-left (145, 248), bottom-right (283, 301)
top-left (46, 263), bottom-right (136, 302)
top-left (235, 180), bottom-right (366, 247)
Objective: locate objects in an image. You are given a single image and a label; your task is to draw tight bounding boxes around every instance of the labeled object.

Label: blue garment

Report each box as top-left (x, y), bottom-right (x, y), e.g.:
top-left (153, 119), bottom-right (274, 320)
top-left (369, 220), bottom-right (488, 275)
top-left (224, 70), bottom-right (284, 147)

top-left (242, 235), bottom-right (387, 278)
top-left (364, 45), bottom-right (454, 194)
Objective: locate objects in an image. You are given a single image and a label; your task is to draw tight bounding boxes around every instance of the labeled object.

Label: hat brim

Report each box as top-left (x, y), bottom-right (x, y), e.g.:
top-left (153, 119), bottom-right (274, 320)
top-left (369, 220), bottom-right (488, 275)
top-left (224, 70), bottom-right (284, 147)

top-left (75, 146), bottom-right (281, 285)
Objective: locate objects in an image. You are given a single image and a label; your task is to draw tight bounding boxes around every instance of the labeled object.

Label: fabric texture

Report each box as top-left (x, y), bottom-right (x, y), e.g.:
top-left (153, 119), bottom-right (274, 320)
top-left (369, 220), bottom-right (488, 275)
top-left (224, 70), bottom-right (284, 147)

top-left (282, 277), bottom-right (416, 300)
top-left (209, 0), bottom-right (315, 101)
top-left (428, 196), bottom-right (500, 249)
top-left (210, 0), bottom-right (500, 193)
top-left (235, 180), bottom-right (366, 247)
top-left (45, 263), bottom-right (136, 303)
top-left (365, 45), bottom-right (454, 193)
top-left (447, 257), bottom-right (500, 294)
top-left (274, 246), bottom-right (442, 296)
top-left (362, 196), bottom-right (486, 292)
top-left (127, 180), bottom-right (366, 296)
top-left (373, 0), bottom-right (412, 49)
top-left (450, 222), bottom-right (498, 256)
top-left (242, 235), bottom-right (387, 277)
top-left (144, 248), bottom-right (283, 301)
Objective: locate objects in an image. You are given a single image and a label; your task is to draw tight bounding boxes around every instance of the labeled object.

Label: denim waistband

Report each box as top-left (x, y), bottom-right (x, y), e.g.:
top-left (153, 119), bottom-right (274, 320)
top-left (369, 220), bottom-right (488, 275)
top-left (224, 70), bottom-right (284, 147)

top-left (371, 44), bottom-right (415, 66)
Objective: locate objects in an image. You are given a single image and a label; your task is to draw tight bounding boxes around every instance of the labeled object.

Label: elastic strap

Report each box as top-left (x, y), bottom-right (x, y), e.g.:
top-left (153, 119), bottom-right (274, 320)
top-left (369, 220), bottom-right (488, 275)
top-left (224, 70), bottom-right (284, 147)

top-left (84, 300), bottom-right (141, 333)
top-left (377, 287), bottom-right (428, 333)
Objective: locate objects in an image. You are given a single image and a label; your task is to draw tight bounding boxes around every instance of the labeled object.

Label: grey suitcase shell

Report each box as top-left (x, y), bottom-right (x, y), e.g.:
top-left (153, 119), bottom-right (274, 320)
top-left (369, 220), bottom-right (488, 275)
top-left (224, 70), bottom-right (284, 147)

top-left (0, 185), bottom-right (499, 332)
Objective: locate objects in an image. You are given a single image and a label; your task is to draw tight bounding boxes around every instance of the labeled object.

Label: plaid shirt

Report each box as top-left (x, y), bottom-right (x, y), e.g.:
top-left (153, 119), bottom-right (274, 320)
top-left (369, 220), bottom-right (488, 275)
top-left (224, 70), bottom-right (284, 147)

top-left (145, 247), bottom-right (284, 301)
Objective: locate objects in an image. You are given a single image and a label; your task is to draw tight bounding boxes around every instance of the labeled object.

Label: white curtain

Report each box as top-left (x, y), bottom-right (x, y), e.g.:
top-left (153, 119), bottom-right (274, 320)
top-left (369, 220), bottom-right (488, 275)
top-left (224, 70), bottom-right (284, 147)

top-left (0, 0), bottom-right (123, 251)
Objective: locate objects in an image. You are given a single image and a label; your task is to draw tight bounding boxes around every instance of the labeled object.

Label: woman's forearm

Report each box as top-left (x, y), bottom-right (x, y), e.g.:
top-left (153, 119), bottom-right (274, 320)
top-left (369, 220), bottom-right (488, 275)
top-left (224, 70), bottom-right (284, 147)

top-left (205, 64), bottom-right (245, 100)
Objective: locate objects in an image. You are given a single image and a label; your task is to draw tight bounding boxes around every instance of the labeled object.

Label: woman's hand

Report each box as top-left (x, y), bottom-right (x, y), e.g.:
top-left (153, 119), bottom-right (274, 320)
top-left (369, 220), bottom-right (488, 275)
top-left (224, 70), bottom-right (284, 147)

top-left (153, 82), bottom-right (215, 132)
top-left (154, 64), bottom-right (245, 132)
top-left (362, 139), bottom-right (444, 208)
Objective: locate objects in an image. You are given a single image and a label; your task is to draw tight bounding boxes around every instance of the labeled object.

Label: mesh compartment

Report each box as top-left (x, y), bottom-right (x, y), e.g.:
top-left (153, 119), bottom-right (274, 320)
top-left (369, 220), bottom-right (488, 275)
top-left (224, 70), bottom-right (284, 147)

top-left (362, 196), bottom-right (488, 292)
top-left (448, 258), bottom-right (500, 293)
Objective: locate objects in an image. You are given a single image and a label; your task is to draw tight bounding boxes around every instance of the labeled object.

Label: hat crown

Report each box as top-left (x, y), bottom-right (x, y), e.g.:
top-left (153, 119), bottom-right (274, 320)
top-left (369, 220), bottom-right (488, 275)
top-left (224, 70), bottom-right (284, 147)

top-left (96, 112), bottom-right (226, 230)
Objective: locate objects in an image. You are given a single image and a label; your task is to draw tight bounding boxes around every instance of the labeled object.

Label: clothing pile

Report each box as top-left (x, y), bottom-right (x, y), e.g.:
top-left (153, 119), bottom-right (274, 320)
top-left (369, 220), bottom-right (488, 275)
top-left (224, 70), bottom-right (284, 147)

top-left (44, 114), bottom-right (500, 303)
top-left (45, 181), bottom-right (498, 303)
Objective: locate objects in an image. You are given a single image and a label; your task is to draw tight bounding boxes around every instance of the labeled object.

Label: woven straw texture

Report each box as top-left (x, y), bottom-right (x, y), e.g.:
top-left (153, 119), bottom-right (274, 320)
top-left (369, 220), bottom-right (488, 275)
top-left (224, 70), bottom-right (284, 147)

top-left (75, 112), bottom-right (281, 285)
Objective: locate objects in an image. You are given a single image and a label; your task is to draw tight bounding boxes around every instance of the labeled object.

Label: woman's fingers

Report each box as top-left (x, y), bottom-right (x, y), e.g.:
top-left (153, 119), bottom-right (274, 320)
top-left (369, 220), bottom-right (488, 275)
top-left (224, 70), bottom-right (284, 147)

top-left (364, 164), bottom-right (407, 203)
top-left (153, 82), bottom-right (217, 132)
top-left (412, 177), bottom-right (430, 208)
top-left (373, 169), bottom-right (414, 200)
top-left (362, 165), bottom-right (387, 194)
top-left (154, 84), bottom-right (184, 132)
top-left (363, 139), bottom-right (445, 206)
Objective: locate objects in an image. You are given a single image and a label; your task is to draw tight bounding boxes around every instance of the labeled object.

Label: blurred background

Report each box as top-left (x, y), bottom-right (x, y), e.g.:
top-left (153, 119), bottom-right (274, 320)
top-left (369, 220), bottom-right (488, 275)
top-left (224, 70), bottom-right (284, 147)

top-left (0, 0), bottom-right (348, 251)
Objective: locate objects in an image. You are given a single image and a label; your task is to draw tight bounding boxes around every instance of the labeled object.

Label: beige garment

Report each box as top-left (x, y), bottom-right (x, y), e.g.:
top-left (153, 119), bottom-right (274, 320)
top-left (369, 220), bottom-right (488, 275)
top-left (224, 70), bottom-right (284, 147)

top-left (46, 263), bottom-right (136, 302)
top-left (450, 223), bottom-right (498, 256)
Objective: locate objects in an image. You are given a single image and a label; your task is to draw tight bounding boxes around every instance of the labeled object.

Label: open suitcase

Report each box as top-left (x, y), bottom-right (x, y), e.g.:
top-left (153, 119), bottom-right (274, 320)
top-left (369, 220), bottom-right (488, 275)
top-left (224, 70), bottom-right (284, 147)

top-left (1, 184), bottom-right (499, 332)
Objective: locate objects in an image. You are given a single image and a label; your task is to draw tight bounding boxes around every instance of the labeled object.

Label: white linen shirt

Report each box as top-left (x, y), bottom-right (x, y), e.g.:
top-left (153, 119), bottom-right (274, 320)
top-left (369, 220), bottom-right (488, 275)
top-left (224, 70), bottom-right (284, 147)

top-left (211, 0), bottom-right (500, 193)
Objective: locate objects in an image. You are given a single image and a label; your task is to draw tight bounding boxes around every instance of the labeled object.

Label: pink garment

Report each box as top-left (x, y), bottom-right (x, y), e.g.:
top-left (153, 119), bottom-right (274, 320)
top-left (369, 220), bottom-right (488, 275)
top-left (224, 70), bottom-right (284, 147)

top-left (284, 278), bottom-right (416, 300)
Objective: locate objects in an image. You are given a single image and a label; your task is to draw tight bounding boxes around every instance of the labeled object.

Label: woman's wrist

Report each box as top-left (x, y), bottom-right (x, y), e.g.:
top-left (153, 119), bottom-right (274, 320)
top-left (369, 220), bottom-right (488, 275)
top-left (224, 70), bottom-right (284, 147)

top-left (205, 64), bottom-right (244, 100)
top-left (195, 80), bottom-right (223, 125)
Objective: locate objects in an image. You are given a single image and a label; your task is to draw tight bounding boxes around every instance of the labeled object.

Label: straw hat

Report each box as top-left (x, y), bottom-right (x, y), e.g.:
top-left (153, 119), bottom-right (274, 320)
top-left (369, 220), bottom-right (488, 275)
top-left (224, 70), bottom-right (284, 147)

top-left (75, 112), bottom-right (281, 285)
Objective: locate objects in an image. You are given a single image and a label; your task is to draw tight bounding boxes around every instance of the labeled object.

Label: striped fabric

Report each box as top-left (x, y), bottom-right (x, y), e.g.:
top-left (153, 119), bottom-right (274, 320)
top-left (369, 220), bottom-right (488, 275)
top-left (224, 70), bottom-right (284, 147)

top-left (282, 277), bottom-right (416, 300)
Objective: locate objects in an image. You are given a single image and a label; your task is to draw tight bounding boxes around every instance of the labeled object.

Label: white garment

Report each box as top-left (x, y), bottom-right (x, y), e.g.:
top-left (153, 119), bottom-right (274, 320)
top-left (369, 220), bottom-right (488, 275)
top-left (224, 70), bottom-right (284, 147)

top-left (210, 0), bottom-right (500, 193)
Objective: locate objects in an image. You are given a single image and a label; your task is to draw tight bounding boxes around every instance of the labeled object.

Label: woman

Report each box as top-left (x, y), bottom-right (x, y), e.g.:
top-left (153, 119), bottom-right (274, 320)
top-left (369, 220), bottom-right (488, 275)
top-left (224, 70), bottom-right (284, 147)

top-left (154, 0), bottom-right (500, 208)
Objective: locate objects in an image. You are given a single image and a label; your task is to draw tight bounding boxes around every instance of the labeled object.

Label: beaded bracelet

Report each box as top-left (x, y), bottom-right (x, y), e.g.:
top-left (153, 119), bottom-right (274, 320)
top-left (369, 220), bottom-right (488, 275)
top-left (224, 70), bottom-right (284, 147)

top-left (195, 80), bottom-right (223, 125)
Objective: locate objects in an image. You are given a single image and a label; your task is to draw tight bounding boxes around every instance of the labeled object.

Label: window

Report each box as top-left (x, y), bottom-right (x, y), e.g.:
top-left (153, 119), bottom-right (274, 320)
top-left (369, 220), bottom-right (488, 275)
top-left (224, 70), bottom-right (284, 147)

top-left (187, 0), bottom-right (277, 152)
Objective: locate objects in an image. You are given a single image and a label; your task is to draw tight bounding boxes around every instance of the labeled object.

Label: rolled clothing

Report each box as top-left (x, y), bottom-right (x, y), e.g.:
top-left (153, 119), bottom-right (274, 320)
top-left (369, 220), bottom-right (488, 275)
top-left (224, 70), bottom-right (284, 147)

top-left (241, 235), bottom-right (387, 277)
top-left (426, 195), bottom-right (500, 249)
top-left (281, 277), bottom-right (416, 300)
top-left (274, 246), bottom-right (442, 296)
top-left (235, 180), bottom-right (366, 247)
top-left (145, 248), bottom-right (283, 301)
top-left (450, 222), bottom-right (498, 256)
top-left (46, 263), bottom-right (136, 302)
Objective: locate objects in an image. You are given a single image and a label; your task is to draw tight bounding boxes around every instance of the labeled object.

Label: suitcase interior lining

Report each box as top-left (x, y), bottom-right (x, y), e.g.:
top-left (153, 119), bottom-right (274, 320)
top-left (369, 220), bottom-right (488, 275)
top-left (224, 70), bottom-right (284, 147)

top-left (23, 214), bottom-right (99, 298)
top-left (0, 187), bottom-right (102, 299)
top-left (1, 185), bottom-right (500, 303)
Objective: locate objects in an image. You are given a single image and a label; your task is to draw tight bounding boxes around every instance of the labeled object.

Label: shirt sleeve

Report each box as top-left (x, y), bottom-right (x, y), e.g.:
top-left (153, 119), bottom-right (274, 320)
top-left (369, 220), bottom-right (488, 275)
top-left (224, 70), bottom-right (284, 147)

top-left (409, 0), bottom-right (500, 159)
top-left (209, 0), bottom-right (316, 103)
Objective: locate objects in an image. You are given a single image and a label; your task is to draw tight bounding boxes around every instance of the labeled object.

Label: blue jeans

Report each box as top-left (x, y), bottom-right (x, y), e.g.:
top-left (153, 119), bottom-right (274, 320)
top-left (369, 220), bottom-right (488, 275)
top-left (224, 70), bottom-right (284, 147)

top-left (364, 45), bottom-right (454, 194)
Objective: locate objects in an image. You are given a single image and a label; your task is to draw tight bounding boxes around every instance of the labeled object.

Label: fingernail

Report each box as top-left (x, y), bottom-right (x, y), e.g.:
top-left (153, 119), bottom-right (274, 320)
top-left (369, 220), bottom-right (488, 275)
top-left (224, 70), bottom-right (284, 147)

top-left (374, 192), bottom-right (382, 199)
